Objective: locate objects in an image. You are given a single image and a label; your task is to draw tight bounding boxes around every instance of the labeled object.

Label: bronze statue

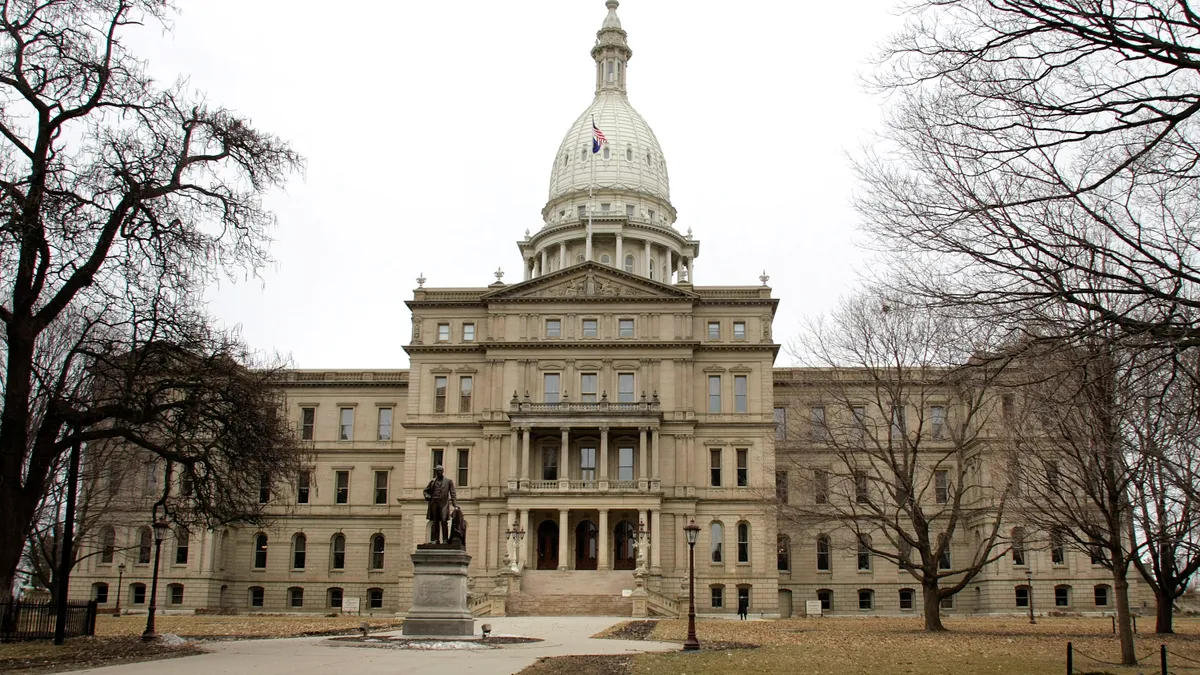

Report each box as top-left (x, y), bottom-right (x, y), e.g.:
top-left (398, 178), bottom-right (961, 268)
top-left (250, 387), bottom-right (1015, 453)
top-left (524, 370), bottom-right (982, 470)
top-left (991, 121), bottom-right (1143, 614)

top-left (449, 505), bottom-right (468, 548)
top-left (423, 465), bottom-right (457, 543)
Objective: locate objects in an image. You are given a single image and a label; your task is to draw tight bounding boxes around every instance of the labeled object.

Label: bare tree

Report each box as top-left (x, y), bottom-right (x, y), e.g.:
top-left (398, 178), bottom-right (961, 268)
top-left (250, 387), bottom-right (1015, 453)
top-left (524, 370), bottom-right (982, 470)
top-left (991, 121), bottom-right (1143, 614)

top-left (779, 294), bottom-right (1011, 631)
top-left (855, 0), bottom-right (1200, 349)
top-left (0, 0), bottom-right (304, 600)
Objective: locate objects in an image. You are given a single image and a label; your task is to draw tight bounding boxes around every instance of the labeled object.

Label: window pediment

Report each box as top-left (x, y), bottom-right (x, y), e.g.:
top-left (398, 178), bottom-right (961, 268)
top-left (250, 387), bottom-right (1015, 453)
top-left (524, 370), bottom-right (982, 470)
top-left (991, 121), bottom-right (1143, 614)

top-left (703, 365), bottom-right (728, 373)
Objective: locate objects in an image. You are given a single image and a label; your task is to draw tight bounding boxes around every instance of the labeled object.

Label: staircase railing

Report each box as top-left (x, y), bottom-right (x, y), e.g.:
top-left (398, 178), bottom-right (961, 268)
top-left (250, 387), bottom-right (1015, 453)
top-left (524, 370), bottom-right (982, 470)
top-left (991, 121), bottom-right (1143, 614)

top-left (644, 587), bottom-right (679, 617)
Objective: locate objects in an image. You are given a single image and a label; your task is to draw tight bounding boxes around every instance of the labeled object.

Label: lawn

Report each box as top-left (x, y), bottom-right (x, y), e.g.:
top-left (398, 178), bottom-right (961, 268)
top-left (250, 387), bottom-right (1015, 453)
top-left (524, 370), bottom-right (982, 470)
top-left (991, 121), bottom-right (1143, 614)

top-left (94, 612), bottom-right (404, 638)
top-left (532, 616), bottom-right (1200, 675)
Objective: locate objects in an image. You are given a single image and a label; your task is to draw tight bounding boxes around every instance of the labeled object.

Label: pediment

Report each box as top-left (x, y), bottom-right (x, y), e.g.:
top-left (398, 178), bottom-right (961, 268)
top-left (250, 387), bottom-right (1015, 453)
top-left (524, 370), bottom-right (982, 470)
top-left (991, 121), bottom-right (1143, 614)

top-left (483, 262), bottom-right (697, 302)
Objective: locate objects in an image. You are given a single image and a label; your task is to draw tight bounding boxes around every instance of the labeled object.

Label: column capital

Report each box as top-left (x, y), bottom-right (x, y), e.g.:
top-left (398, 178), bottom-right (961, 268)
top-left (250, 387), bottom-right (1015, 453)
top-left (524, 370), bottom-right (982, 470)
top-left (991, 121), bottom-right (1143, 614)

top-left (599, 426), bottom-right (610, 433)
top-left (560, 426), bottom-right (572, 433)
top-left (639, 426), bottom-right (651, 433)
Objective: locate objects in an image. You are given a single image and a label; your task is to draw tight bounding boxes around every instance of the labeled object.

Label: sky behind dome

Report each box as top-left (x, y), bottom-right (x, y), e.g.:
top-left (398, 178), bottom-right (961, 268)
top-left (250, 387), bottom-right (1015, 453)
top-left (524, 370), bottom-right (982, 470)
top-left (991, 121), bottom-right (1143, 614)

top-left (127, 0), bottom-right (904, 368)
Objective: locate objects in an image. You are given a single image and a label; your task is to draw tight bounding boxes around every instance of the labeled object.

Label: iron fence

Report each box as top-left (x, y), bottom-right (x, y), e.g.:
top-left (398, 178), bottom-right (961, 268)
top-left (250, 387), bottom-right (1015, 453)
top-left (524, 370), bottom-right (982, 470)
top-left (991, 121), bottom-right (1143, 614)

top-left (0, 600), bottom-right (98, 642)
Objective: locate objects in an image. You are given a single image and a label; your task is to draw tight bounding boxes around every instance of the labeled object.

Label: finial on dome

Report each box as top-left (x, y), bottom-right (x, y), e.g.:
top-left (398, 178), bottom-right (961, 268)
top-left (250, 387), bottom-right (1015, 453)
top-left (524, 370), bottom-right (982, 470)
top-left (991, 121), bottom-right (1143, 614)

top-left (603, 0), bottom-right (622, 29)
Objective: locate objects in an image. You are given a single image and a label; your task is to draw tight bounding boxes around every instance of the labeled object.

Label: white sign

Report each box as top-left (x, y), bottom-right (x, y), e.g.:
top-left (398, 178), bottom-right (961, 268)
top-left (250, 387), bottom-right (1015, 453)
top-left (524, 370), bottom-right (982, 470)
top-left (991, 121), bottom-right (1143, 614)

top-left (805, 600), bottom-right (823, 617)
top-left (342, 597), bottom-right (361, 615)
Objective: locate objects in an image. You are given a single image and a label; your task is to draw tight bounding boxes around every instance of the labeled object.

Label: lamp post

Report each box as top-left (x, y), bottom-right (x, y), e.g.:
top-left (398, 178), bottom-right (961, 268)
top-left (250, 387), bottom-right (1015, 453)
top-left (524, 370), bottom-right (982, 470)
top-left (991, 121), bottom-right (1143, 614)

top-left (142, 520), bottom-right (168, 642)
top-left (113, 563), bottom-right (126, 617)
top-left (683, 518), bottom-right (700, 652)
top-left (505, 519), bottom-right (526, 572)
top-left (1025, 568), bottom-right (1036, 625)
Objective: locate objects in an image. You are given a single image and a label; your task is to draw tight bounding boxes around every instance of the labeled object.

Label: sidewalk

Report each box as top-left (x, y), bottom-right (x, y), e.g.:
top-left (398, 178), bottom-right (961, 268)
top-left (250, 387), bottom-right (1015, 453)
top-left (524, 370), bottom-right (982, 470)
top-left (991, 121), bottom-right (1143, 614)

top-left (60, 617), bottom-right (678, 675)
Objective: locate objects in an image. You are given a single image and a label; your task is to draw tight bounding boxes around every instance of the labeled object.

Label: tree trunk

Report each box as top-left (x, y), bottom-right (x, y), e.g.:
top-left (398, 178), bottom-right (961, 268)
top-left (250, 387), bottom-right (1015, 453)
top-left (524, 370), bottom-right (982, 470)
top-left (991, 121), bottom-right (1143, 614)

top-left (1112, 563), bottom-right (1136, 665)
top-left (922, 583), bottom-right (946, 631)
top-left (1154, 587), bottom-right (1174, 634)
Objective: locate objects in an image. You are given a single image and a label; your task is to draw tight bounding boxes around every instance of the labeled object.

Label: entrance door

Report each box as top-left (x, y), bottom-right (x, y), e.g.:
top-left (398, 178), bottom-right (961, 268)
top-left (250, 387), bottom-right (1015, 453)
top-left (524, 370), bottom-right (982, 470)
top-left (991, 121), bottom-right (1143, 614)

top-left (536, 520), bottom-right (559, 570)
top-left (613, 520), bottom-right (636, 570)
top-left (778, 589), bottom-right (793, 619)
top-left (575, 520), bottom-right (598, 570)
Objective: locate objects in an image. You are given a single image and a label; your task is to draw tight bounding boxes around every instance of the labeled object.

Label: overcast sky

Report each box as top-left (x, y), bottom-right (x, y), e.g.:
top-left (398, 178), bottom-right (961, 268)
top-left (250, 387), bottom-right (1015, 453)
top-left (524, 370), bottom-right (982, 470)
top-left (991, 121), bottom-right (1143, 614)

top-left (127, 0), bottom-right (904, 369)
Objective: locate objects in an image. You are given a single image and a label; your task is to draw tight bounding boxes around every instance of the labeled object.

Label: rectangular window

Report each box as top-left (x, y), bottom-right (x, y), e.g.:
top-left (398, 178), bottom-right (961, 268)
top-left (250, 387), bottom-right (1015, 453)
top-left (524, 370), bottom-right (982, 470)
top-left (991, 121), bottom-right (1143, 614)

top-left (437, 323), bottom-right (450, 342)
top-left (1016, 586), bottom-right (1030, 608)
top-left (858, 538), bottom-right (871, 570)
top-left (776, 471), bottom-right (789, 504)
top-left (581, 373), bottom-right (598, 402)
top-left (580, 447), bottom-right (597, 480)
top-left (618, 318), bottom-right (634, 337)
top-left (708, 375), bottom-right (722, 413)
top-left (891, 405), bottom-right (906, 438)
top-left (940, 596), bottom-right (954, 610)
top-left (545, 319), bottom-right (561, 338)
top-left (617, 373), bottom-right (635, 403)
top-left (374, 470), bottom-right (389, 505)
top-left (335, 470), bottom-right (349, 504)
top-left (814, 469), bottom-right (828, 505)
top-left (625, 204), bottom-right (634, 217)
top-left (544, 373), bottom-right (560, 403)
top-left (855, 470), bottom-right (869, 504)
top-left (378, 408), bottom-right (393, 441)
top-left (859, 590), bottom-right (873, 610)
top-left (462, 323), bottom-right (475, 341)
top-left (707, 322), bottom-right (720, 340)
top-left (459, 376), bottom-right (473, 413)
top-left (710, 449), bottom-right (722, 487)
top-left (1094, 585), bottom-right (1109, 607)
top-left (259, 474), bottom-right (270, 504)
top-left (939, 542), bottom-right (951, 570)
top-left (175, 532), bottom-right (189, 565)
top-left (618, 447), bottom-right (635, 480)
top-left (457, 449), bottom-right (469, 487)
top-left (852, 405), bottom-right (867, 442)
top-left (339, 407), bottom-right (354, 441)
top-left (297, 471), bottom-right (310, 504)
top-left (431, 449), bottom-right (444, 477)
top-left (329, 587), bottom-right (343, 609)
top-left (1002, 393), bottom-right (1015, 420)
top-left (1051, 530), bottom-right (1066, 565)
top-left (930, 405), bottom-right (946, 440)
top-left (810, 406), bottom-right (827, 440)
top-left (733, 321), bottom-right (746, 339)
top-left (1046, 461), bottom-right (1060, 490)
top-left (180, 472), bottom-right (194, 497)
top-left (369, 588), bottom-right (384, 609)
top-left (710, 586), bottom-right (724, 609)
top-left (582, 319), bottom-right (598, 337)
top-left (734, 375), bottom-right (748, 413)
top-left (290, 587), bottom-right (304, 608)
top-left (817, 537), bottom-right (831, 571)
top-left (94, 584), bottom-right (109, 604)
top-left (935, 470), bottom-right (949, 504)
top-left (133, 585), bottom-right (146, 605)
top-left (250, 587), bottom-right (264, 607)
top-left (542, 447), bottom-right (558, 481)
top-left (900, 589), bottom-right (914, 610)
top-left (1055, 586), bottom-right (1069, 607)
top-left (578, 205), bottom-right (586, 218)
top-left (736, 449), bottom-right (748, 487)
top-left (774, 407), bottom-right (787, 440)
top-left (301, 407), bottom-right (315, 440)
top-left (434, 376), bottom-right (447, 413)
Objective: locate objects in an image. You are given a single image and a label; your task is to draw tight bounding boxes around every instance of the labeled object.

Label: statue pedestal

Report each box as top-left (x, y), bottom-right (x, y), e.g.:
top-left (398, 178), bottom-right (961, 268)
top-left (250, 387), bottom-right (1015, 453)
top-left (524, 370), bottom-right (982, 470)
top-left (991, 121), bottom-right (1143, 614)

top-left (402, 544), bottom-right (475, 638)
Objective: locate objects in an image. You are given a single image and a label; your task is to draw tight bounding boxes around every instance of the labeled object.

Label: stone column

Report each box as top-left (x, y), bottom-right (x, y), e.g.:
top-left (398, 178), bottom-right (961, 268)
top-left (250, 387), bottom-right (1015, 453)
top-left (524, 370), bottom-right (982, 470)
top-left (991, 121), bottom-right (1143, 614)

top-left (650, 510), bottom-right (662, 571)
top-left (525, 258), bottom-right (532, 281)
top-left (478, 513), bottom-right (489, 571)
top-left (521, 427), bottom-right (531, 486)
top-left (644, 239), bottom-right (652, 277)
top-left (598, 509), bottom-right (609, 570)
top-left (509, 429), bottom-right (519, 482)
top-left (586, 228), bottom-right (593, 261)
top-left (534, 257), bottom-right (541, 277)
top-left (558, 509), bottom-right (569, 570)
top-left (638, 427), bottom-right (648, 481)
top-left (559, 241), bottom-right (566, 269)
top-left (599, 426), bottom-right (609, 482)
top-left (519, 509), bottom-right (530, 570)
top-left (616, 233), bottom-right (623, 267)
top-left (690, 257), bottom-right (695, 282)
top-left (561, 427), bottom-right (571, 482)
top-left (666, 250), bottom-right (673, 283)
top-left (652, 428), bottom-right (661, 480)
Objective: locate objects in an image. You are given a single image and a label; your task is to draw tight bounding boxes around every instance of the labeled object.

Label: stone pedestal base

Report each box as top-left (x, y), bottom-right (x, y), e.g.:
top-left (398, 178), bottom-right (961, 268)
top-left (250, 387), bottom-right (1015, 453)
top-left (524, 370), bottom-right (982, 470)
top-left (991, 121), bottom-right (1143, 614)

top-left (402, 544), bottom-right (475, 638)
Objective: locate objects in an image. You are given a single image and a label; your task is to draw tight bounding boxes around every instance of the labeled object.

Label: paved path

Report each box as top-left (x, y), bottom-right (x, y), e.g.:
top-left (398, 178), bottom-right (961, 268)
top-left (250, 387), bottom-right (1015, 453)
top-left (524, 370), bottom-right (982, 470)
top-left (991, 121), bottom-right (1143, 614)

top-left (61, 617), bottom-right (678, 675)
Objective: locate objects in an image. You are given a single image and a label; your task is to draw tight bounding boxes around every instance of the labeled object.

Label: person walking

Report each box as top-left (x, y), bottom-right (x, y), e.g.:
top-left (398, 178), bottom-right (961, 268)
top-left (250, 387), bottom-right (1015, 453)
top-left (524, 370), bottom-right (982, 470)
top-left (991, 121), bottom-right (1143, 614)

top-left (737, 595), bottom-right (748, 620)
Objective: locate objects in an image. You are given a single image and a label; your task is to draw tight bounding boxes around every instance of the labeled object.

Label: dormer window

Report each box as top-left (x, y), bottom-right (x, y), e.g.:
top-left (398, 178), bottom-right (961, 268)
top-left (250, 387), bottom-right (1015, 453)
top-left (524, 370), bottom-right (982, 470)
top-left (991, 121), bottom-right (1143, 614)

top-left (581, 148), bottom-right (588, 162)
top-left (626, 147), bottom-right (633, 161)
top-left (600, 254), bottom-right (611, 265)
top-left (645, 152), bottom-right (651, 164)
top-left (624, 255), bottom-right (635, 273)
top-left (602, 145), bottom-right (611, 160)
top-left (562, 154), bottom-right (568, 167)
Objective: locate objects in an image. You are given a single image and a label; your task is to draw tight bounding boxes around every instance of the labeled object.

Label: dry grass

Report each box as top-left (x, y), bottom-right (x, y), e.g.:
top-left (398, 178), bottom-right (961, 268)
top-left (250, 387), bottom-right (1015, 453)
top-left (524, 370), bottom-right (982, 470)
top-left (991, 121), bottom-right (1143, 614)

top-left (597, 616), bottom-right (1200, 675)
top-left (94, 613), bottom-right (403, 638)
top-left (0, 636), bottom-right (203, 674)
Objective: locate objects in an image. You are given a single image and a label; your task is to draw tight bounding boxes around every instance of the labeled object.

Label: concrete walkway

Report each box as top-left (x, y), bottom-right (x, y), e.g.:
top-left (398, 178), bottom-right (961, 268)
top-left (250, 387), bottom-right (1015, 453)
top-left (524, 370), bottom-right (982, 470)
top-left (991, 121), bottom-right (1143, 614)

top-left (61, 617), bottom-right (679, 675)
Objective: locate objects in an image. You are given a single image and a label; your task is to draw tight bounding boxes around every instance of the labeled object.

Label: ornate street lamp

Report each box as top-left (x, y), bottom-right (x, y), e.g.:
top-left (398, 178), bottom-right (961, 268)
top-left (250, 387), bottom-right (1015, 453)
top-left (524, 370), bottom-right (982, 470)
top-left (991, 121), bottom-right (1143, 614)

top-left (505, 520), bottom-right (526, 572)
top-left (1025, 568), bottom-right (1036, 625)
top-left (142, 520), bottom-right (169, 642)
top-left (683, 518), bottom-right (701, 652)
top-left (113, 563), bottom-right (126, 617)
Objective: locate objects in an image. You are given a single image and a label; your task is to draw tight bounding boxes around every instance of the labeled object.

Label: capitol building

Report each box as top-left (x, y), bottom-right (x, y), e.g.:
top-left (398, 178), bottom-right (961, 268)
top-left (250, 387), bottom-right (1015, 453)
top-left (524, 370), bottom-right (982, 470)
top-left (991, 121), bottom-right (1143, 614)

top-left (71, 1), bottom-right (1127, 619)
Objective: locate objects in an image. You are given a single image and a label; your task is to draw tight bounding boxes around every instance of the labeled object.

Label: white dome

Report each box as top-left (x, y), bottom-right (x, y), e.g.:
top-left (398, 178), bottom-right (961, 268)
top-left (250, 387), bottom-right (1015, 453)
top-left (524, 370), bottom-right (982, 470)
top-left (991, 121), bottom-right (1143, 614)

top-left (548, 94), bottom-right (670, 202)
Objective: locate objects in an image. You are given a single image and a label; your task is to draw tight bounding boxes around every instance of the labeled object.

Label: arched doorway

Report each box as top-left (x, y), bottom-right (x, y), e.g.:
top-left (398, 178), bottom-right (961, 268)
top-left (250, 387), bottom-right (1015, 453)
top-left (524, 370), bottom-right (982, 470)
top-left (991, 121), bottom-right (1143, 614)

top-left (536, 520), bottom-right (559, 570)
top-left (614, 519), bottom-right (636, 570)
top-left (575, 520), bottom-right (598, 570)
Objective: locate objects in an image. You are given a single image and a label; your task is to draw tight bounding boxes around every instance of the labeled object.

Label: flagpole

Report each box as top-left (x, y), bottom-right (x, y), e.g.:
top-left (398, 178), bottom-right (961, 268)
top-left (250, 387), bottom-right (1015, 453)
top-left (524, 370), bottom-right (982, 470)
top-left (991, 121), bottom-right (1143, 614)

top-left (587, 118), bottom-right (595, 262)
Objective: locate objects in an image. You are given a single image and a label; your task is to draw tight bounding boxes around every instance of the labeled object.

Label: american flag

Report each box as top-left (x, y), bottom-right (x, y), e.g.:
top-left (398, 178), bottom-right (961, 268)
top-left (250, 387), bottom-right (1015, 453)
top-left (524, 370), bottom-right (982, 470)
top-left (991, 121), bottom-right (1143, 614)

top-left (592, 120), bottom-right (607, 153)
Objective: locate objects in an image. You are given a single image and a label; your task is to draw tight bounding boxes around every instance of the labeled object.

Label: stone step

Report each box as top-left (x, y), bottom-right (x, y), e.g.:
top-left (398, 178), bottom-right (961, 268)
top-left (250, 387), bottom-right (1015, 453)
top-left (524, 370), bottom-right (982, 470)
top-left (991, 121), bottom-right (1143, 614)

top-left (519, 570), bottom-right (635, 596)
top-left (506, 593), bottom-right (632, 617)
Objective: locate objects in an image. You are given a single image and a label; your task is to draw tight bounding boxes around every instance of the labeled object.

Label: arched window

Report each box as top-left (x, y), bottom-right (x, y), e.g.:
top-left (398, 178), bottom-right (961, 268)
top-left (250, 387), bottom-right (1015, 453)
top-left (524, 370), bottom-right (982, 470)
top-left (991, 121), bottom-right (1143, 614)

top-left (624, 255), bottom-right (635, 273)
top-left (1054, 584), bottom-right (1071, 607)
top-left (600, 253), bottom-right (611, 265)
top-left (253, 533), bottom-right (268, 569)
top-left (288, 586), bottom-right (304, 608)
top-left (100, 526), bottom-right (115, 564)
top-left (817, 588), bottom-right (832, 611)
top-left (562, 154), bottom-right (568, 167)
top-left (1015, 585), bottom-right (1031, 608)
top-left (857, 534), bottom-right (872, 570)
top-left (710, 522), bottom-right (724, 563)
top-left (581, 147), bottom-right (588, 162)
top-left (370, 534), bottom-right (385, 569)
top-left (645, 152), bottom-right (651, 164)
top-left (816, 534), bottom-right (831, 571)
top-left (328, 587), bottom-right (344, 609)
top-left (1011, 527), bottom-right (1026, 566)
top-left (602, 145), bottom-right (610, 160)
top-left (248, 586), bottom-right (265, 607)
top-left (92, 582), bottom-right (109, 604)
top-left (626, 147), bottom-right (633, 161)
top-left (649, 259), bottom-right (655, 280)
top-left (137, 527), bottom-right (152, 564)
top-left (331, 534), bottom-right (346, 570)
top-left (291, 534), bottom-right (306, 569)
top-left (737, 522), bottom-right (750, 563)
top-left (168, 583), bottom-right (184, 605)
top-left (777, 535), bottom-right (790, 571)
